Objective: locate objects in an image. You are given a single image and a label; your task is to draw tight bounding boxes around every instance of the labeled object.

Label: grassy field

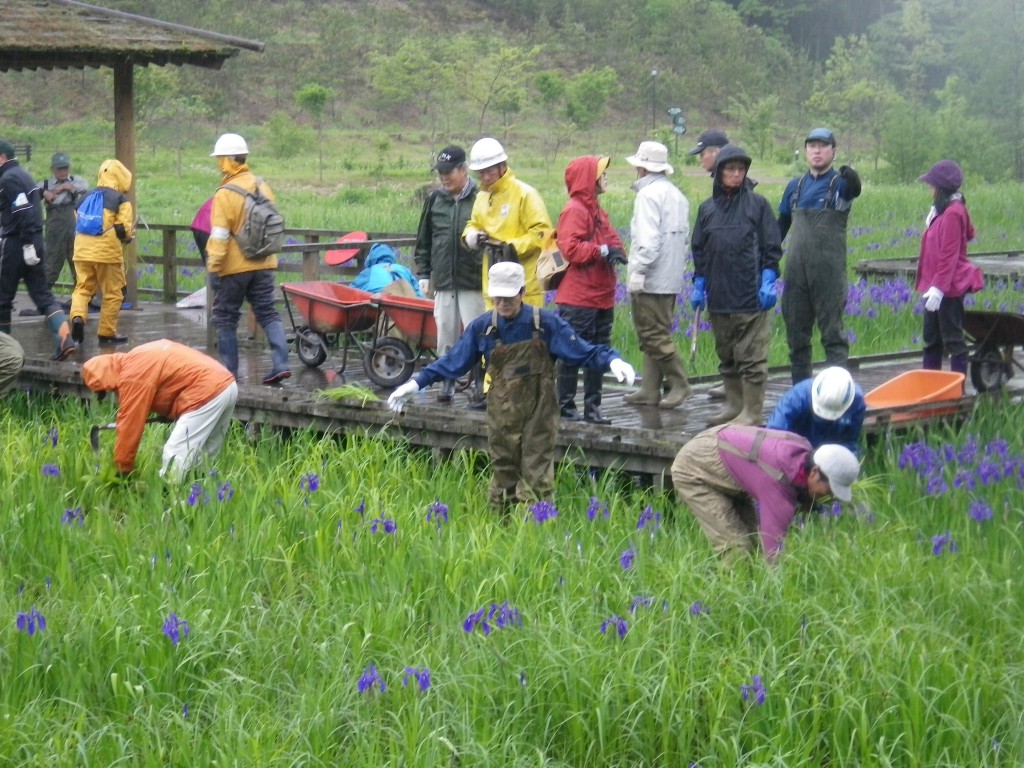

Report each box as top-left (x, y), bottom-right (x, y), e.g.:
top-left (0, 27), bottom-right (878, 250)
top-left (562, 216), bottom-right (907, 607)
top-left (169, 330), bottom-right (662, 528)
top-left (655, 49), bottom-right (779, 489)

top-left (2, 124), bottom-right (1023, 765)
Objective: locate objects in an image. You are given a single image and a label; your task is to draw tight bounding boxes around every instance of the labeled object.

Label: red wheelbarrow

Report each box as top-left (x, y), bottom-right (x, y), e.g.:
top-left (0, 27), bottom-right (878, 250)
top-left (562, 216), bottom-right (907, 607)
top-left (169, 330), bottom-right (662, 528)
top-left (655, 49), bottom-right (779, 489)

top-left (281, 282), bottom-right (379, 374)
top-left (363, 293), bottom-right (439, 387)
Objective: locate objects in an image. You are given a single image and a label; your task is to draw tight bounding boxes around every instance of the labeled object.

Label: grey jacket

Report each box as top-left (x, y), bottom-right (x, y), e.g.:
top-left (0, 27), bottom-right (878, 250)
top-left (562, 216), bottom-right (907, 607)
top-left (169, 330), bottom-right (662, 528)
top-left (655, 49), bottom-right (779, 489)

top-left (627, 174), bottom-right (690, 295)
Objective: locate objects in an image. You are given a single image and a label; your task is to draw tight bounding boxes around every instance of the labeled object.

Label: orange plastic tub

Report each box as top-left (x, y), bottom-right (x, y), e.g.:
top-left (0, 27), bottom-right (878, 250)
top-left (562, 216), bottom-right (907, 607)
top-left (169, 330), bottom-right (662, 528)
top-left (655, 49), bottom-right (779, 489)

top-left (865, 370), bottom-right (965, 422)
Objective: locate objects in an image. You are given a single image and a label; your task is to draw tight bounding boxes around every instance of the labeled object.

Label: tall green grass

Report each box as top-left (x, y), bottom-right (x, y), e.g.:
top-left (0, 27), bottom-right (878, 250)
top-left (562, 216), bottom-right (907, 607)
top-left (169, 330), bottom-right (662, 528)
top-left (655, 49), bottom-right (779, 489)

top-left (1, 394), bottom-right (1021, 765)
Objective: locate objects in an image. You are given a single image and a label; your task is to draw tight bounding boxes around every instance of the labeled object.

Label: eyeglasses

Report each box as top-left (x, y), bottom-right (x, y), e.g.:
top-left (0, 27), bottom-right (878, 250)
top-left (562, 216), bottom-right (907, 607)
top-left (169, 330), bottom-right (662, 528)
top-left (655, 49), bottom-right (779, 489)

top-left (720, 166), bottom-right (747, 175)
top-left (492, 295), bottom-right (519, 304)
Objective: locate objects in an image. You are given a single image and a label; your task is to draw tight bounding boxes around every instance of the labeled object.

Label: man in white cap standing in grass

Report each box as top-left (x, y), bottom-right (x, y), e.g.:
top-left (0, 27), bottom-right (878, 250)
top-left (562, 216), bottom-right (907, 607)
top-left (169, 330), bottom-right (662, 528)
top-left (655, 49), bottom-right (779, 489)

top-left (389, 262), bottom-right (635, 513)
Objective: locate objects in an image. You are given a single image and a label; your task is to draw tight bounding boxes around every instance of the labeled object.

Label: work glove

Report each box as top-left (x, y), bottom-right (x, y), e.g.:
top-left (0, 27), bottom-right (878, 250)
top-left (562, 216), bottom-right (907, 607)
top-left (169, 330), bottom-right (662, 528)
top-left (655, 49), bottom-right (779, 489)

top-left (628, 272), bottom-right (645, 293)
top-left (418, 279), bottom-right (431, 296)
top-left (23, 244), bottom-right (40, 266)
top-left (387, 380), bottom-right (420, 412)
top-left (839, 165), bottom-right (862, 197)
top-left (484, 238), bottom-right (517, 263)
top-left (923, 286), bottom-right (944, 312)
top-left (463, 229), bottom-right (484, 250)
top-left (758, 269), bottom-right (778, 311)
top-left (690, 277), bottom-right (707, 311)
top-left (604, 247), bottom-right (628, 267)
top-left (609, 358), bottom-right (636, 386)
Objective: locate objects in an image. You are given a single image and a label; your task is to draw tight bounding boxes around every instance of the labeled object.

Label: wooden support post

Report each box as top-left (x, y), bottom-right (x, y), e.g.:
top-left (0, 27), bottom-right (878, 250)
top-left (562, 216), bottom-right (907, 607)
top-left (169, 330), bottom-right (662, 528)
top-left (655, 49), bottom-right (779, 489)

top-left (112, 58), bottom-right (137, 306)
top-left (162, 229), bottom-right (178, 302)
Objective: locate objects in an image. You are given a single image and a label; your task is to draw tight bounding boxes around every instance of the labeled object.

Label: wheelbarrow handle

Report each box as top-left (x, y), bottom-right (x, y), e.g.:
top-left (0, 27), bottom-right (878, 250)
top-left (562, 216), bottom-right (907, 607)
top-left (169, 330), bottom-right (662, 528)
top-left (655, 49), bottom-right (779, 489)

top-left (689, 307), bottom-right (702, 363)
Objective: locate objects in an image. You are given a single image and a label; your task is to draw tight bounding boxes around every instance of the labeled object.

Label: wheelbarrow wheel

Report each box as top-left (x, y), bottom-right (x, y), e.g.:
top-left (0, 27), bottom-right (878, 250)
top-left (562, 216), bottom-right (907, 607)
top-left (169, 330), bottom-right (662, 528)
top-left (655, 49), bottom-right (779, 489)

top-left (364, 337), bottom-right (415, 388)
top-left (970, 350), bottom-right (1011, 393)
top-left (295, 326), bottom-right (328, 368)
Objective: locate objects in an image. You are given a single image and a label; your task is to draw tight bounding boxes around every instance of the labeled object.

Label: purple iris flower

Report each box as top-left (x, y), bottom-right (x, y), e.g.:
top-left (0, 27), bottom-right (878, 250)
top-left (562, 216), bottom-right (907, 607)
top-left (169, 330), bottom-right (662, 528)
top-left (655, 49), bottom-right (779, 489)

top-left (427, 498), bottom-right (449, 529)
top-left (61, 507), bottom-right (84, 526)
top-left (16, 606), bottom-right (46, 636)
top-left (370, 517), bottom-right (396, 534)
top-left (464, 602), bottom-right (521, 635)
top-left (741, 674), bottom-right (766, 706)
top-left (689, 600), bottom-right (708, 616)
top-left (217, 482), bottom-right (234, 502)
top-left (529, 500), bottom-right (558, 524)
top-left (637, 504), bottom-right (661, 531)
top-left (968, 499), bottom-right (993, 523)
top-left (357, 664), bottom-right (386, 694)
top-left (45, 428), bottom-right (58, 448)
top-left (42, 464), bottom-right (60, 477)
top-left (354, 499), bottom-right (366, 517)
top-left (162, 613), bottom-right (190, 645)
top-left (931, 531), bottom-right (958, 556)
top-left (630, 596), bottom-right (654, 614)
top-left (586, 496), bottom-right (610, 521)
top-left (402, 666), bottom-right (431, 692)
top-left (620, 547), bottom-right (635, 570)
top-left (300, 472), bottom-right (320, 493)
top-left (600, 615), bottom-right (628, 638)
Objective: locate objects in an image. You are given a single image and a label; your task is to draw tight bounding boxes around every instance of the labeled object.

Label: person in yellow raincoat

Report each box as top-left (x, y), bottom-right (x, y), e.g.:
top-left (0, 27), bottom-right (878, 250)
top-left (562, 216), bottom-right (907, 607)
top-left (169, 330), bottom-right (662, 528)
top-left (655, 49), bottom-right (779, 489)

top-left (70, 158), bottom-right (134, 345)
top-left (462, 138), bottom-right (552, 308)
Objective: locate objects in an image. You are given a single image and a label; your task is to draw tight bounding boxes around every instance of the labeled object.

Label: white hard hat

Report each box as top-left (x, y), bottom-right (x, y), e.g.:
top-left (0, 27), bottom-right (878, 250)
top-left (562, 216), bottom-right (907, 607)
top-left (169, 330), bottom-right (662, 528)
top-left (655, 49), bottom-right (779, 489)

top-left (811, 366), bottom-right (856, 421)
top-left (211, 133), bottom-right (249, 157)
top-left (468, 137), bottom-right (508, 171)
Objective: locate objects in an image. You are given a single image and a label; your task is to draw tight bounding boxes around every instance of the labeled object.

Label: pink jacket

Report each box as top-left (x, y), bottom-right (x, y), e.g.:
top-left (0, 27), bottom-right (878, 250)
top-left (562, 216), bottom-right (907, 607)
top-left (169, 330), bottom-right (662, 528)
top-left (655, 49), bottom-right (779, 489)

top-left (915, 199), bottom-right (983, 297)
top-left (716, 426), bottom-right (813, 558)
top-left (554, 156), bottom-right (622, 310)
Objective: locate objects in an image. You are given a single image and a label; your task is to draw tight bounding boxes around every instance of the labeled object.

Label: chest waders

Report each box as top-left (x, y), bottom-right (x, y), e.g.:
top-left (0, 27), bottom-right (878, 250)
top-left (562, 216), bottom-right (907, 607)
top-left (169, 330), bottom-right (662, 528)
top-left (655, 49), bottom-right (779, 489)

top-left (485, 306), bottom-right (557, 510)
top-left (44, 206), bottom-right (78, 288)
top-left (781, 175), bottom-right (850, 383)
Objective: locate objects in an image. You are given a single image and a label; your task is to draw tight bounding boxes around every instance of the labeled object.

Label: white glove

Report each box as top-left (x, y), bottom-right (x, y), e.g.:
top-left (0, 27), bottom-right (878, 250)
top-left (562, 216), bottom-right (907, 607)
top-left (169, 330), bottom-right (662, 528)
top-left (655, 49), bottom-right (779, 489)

top-left (599, 244), bottom-right (609, 258)
top-left (23, 244), bottom-right (40, 266)
top-left (418, 279), bottom-right (430, 296)
top-left (609, 358), bottom-right (636, 386)
top-left (628, 272), bottom-right (645, 293)
top-left (464, 229), bottom-right (484, 250)
top-left (387, 380), bottom-right (420, 412)
top-left (923, 286), bottom-right (944, 312)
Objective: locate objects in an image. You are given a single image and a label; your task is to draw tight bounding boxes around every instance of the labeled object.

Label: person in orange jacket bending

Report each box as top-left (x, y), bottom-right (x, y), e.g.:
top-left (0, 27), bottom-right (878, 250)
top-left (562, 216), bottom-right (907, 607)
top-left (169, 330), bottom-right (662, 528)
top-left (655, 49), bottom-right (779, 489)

top-left (81, 339), bottom-right (238, 480)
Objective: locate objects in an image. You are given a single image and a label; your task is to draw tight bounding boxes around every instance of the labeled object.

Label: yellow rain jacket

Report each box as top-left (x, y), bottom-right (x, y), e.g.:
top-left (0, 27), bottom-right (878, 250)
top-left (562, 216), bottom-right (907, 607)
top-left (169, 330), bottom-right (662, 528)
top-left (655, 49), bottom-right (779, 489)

top-left (72, 159), bottom-right (134, 263)
top-left (207, 158), bottom-right (279, 276)
top-left (464, 167), bottom-right (552, 305)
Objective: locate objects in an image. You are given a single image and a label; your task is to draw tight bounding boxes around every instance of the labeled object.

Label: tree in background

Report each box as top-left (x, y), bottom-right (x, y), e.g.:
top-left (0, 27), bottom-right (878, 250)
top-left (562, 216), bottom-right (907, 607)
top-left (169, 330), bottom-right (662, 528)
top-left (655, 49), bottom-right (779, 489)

top-left (295, 83), bottom-right (333, 183)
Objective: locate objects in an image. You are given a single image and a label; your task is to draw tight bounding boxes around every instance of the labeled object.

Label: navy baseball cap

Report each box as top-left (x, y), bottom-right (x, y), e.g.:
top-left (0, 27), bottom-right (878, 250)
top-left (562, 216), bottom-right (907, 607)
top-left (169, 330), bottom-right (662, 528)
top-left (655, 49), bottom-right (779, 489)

top-left (805, 128), bottom-right (836, 146)
top-left (687, 129), bottom-right (729, 155)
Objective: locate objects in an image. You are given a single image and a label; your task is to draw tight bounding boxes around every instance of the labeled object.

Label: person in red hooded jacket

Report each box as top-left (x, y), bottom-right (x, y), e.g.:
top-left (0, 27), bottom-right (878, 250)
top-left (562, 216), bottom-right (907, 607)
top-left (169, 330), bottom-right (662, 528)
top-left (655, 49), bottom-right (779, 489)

top-left (554, 156), bottom-right (626, 424)
top-left (915, 160), bottom-right (983, 375)
top-left (82, 339), bottom-right (238, 480)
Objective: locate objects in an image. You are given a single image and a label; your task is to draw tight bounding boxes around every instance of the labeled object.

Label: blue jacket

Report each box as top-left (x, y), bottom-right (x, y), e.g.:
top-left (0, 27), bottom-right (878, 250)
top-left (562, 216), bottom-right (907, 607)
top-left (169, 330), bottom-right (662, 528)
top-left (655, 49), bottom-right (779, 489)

top-left (777, 167), bottom-right (859, 240)
top-left (413, 305), bottom-right (620, 388)
top-left (765, 378), bottom-right (866, 455)
top-left (351, 243), bottom-right (424, 297)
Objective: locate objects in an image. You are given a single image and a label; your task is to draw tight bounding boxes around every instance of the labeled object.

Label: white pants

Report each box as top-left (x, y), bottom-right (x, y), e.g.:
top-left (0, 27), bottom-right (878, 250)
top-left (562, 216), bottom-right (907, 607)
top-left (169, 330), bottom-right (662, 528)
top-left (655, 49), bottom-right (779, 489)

top-left (160, 381), bottom-right (238, 480)
top-left (433, 289), bottom-right (486, 355)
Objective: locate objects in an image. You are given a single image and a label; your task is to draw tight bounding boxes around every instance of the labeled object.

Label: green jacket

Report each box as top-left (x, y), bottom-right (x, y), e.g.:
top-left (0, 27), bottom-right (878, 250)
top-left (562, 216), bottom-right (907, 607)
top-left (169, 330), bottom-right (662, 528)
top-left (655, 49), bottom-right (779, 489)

top-left (414, 179), bottom-right (481, 292)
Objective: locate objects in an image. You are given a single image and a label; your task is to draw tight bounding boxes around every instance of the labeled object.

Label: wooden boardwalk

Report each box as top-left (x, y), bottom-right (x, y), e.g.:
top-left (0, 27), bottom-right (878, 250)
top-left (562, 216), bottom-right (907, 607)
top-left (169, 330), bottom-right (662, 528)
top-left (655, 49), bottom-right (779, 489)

top-left (856, 250), bottom-right (1024, 282)
top-left (10, 291), bottom-right (1018, 486)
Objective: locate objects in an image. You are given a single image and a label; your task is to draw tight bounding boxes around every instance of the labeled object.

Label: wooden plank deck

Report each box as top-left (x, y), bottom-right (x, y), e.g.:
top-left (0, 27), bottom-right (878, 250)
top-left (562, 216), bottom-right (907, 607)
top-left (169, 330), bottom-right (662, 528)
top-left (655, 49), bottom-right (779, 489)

top-left (856, 250), bottom-right (1024, 282)
top-left (10, 291), bottom-right (1020, 486)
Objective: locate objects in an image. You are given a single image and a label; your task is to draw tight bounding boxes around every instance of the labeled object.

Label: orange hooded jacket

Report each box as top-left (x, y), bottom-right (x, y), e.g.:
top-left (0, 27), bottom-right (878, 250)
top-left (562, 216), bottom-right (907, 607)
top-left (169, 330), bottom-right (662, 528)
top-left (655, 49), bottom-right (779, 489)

top-left (81, 340), bottom-right (235, 473)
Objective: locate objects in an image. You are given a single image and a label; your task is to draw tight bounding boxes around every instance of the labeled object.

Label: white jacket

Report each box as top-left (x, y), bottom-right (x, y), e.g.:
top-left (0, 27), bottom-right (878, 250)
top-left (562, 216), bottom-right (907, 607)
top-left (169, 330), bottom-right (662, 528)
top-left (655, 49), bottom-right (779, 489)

top-left (627, 174), bottom-right (690, 294)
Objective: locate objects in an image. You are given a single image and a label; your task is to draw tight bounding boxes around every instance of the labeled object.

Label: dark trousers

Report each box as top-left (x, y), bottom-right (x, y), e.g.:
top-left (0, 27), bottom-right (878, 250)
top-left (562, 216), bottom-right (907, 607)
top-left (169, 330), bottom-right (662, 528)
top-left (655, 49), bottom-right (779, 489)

top-left (923, 295), bottom-right (968, 360)
top-left (211, 269), bottom-right (281, 331)
top-left (0, 238), bottom-right (61, 329)
top-left (557, 304), bottom-right (613, 414)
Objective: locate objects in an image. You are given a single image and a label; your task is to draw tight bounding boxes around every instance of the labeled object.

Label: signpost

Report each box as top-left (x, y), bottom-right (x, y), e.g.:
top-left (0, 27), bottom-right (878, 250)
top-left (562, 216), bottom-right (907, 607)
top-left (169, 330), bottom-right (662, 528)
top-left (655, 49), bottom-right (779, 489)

top-left (667, 107), bottom-right (686, 154)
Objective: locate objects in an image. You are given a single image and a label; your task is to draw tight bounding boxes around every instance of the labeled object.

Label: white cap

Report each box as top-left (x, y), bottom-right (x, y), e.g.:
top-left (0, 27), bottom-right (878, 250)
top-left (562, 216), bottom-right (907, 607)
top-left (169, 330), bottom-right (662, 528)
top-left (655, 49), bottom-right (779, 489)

top-left (211, 133), bottom-right (249, 157)
top-left (488, 262), bottom-right (525, 298)
top-left (468, 137), bottom-right (508, 171)
top-left (626, 141), bottom-right (674, 174)
top-left (811, 366), bottom-right (857, 421)
top-left (813, 444), bottom-right (860, 502)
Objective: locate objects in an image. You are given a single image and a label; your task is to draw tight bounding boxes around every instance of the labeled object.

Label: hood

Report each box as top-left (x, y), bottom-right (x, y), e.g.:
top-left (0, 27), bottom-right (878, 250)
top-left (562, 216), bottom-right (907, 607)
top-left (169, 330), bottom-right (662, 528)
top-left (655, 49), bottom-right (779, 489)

top-left (712, 144), bottom-right (752, 195)
top-left (218, 157), bottom-right (249, 181)
top-left (563, 156), bottom-right (601, 205)
top-left (82, 353), bottom-right (124, 393)
top-left (96, 159), bottom-right (132, 193)
top-left (365, 242), bottom-right (398, 267)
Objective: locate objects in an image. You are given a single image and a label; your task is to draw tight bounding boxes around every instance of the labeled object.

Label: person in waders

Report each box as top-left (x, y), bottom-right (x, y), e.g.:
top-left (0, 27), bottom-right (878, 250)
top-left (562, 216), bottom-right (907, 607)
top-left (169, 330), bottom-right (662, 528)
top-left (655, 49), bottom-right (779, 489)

top-left (777, 128), bottom-right (861, 385)
top-left (388, 262), bottom-right (636, 512)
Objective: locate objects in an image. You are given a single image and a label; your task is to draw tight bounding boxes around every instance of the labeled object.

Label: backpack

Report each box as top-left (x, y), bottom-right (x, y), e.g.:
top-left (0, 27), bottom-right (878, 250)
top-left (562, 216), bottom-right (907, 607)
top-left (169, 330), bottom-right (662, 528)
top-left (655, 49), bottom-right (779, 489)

top-left (75, 190), bottom-right (108, 236)
top-left (222, 178), bottom-right (285, 259)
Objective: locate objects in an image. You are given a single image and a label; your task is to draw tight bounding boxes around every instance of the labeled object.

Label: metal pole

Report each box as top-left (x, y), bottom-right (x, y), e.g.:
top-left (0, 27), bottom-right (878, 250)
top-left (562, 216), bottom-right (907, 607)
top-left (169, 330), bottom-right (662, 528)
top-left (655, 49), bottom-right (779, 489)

top-left (650, 69), bottom-right (658, 132)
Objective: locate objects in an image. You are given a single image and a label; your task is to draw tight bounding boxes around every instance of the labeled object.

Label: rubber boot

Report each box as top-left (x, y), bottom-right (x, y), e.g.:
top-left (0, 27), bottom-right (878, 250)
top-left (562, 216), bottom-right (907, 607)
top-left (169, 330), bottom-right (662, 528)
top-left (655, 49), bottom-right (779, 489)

top-left (708, 376), bottom-right (743, 425)
top-left (582, 368), bottom-right (610, 423)
top-left (217, 329), bottom-right (239, 379)
top-left (950, 354), bottom-right (968, 375)
top-left (731, 379), bottom-right (766, 426)
top-left (558, 363), bottom-right (582, 419)
top-left (263, 320), bottom-right (292, 385)
top-left (624, 354), bottom-right (662, 405)
top-left (45, 310), bottom-right (78, 361)
top-left (467, 363), bottom-right (486, 410)
top-left (437, 378), bottom-right (456, 403)
top-left (658, 354), bottom-right (693, 409)
top-left (707, 382), bottom-right (725, 399)
top-left (922, 352), bottom-right (943, 370)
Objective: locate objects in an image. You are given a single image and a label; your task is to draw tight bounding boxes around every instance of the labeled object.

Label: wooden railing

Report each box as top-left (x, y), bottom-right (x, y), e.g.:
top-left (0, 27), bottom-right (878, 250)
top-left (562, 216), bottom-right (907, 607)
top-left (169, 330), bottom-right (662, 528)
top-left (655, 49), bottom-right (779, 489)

top-left (70, 224), bottom-right (417, 304)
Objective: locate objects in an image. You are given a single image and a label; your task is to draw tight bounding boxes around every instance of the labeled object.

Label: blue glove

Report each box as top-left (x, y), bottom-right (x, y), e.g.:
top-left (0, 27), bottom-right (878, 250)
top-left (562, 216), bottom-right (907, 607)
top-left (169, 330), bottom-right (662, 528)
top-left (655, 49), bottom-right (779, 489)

top-left (758, 269), bottom-right (778, 310)
top-left (690, 277), bottom-right (707, 311)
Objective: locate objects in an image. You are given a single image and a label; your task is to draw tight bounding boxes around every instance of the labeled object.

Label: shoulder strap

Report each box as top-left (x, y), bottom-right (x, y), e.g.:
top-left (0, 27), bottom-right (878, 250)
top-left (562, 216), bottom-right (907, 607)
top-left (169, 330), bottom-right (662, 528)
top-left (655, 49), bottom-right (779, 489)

top-left (532, 305), bottom-right (541, 338)
top-left (717, 427), bottom-right (806, 482)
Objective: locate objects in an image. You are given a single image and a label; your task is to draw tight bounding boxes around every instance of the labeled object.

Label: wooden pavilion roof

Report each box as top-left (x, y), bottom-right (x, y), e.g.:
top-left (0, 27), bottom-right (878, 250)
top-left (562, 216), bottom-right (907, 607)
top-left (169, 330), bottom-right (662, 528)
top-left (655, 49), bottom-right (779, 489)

top-left (0, 0), bottom-right (264, 72)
